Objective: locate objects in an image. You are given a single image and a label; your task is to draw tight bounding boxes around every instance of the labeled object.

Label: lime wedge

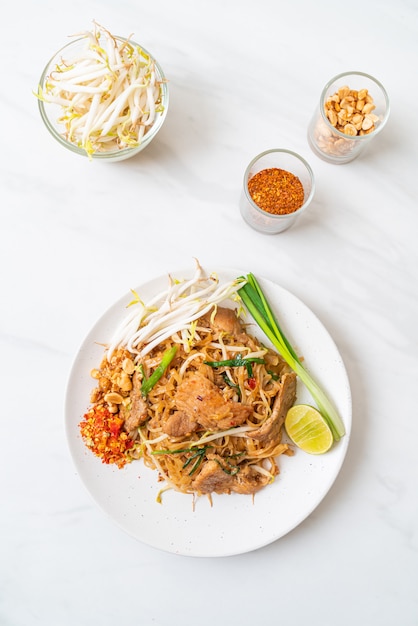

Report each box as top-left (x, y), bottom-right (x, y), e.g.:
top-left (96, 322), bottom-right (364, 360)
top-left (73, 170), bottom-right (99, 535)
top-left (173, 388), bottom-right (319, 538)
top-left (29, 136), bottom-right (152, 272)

top-left (285, 404), bottom-right (333, 454)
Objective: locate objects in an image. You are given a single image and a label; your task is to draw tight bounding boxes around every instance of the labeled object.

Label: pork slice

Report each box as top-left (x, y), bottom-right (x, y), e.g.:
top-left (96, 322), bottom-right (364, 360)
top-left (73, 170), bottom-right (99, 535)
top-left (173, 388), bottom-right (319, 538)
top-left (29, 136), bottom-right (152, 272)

top-left (162, 411), bottom-right (198, 437)
top-left (232, 465), bottom-right (270, 494)
top-left (247, 372), bottom-right (297, 445)
top-left (192, 456), bottom-right (269, 495)
top-left (123, 370), bottom-right (148, 434)
top-left (211, 306), bottom-right (243, 336)
top-left (174, 373), bottom-right (252, 431)
top-left (200, 306), bottom-right (250, 341)
top-left (192, 458), bottom-right (235, 494)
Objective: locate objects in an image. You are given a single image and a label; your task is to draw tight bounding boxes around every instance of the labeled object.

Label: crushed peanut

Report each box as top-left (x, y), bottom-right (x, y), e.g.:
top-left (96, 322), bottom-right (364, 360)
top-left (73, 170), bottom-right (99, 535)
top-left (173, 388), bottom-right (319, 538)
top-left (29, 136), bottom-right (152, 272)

top-left (324, 85), bottom-right (379, 137)
top-left (81, 349), bottom-right (138, 467)
top-left (89, 349), bottom-right (135, 408)
top-left (104, 391), bottom-right (124, 404)
top-left (310, 85), bottom-right (380, 159)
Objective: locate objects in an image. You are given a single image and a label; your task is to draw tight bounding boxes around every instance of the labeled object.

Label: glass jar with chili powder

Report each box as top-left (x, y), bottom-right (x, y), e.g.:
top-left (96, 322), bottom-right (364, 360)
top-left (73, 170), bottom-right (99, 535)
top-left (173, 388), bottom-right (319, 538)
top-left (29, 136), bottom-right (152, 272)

top-left (240, 149), bottom-right (315, 234)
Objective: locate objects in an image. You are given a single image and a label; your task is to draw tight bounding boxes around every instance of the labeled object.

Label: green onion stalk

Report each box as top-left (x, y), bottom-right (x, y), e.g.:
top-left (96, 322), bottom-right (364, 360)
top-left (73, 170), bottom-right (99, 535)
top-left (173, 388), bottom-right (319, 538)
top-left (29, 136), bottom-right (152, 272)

top-left (141, 345), bottom-right (178, 396)
top-left (238, 274), bottom-right (345, 441)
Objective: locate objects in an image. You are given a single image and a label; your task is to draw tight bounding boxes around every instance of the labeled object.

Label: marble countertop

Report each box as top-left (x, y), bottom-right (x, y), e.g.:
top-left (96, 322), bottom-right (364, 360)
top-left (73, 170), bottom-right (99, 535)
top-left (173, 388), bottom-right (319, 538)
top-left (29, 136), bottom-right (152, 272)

top-left (1, 0), bottom-right (417, 624)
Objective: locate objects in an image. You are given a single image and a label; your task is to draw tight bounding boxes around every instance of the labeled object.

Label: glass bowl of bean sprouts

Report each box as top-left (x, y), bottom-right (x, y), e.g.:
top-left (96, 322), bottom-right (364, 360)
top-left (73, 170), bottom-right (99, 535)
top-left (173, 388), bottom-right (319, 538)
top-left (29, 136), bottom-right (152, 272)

top-left (37, 25), bottom-right (169, 161)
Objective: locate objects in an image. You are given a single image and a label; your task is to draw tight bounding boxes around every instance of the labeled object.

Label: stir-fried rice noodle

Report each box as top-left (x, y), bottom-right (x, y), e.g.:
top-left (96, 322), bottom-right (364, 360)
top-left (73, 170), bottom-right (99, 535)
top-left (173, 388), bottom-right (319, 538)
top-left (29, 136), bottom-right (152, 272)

top-left (80, 267), bottom-right (297, 499)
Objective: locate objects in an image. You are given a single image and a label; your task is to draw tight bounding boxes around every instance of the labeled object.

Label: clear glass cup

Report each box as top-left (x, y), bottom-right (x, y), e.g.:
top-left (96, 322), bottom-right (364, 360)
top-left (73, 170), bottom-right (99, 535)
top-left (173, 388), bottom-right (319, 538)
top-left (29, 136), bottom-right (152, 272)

top-left (38, 37), bottom-right (169, 162)
top-left (307, 71), bottom-right (390, 164)
top-left (239, 149), bottom-right (315, 234)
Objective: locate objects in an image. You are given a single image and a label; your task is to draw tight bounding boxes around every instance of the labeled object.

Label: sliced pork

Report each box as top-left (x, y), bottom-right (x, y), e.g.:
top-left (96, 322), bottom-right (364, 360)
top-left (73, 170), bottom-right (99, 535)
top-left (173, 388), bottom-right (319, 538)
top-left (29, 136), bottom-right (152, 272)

top-left (123, 370), bottom-right (148, 434)
top-left (192, 454), bottom-right (270, 495)
top-left (247, 372), bottom-right (297, 444)
top-left (174, 372), bottom-right (253, 431)
top-left (162, 410), bottom-right (198, 438)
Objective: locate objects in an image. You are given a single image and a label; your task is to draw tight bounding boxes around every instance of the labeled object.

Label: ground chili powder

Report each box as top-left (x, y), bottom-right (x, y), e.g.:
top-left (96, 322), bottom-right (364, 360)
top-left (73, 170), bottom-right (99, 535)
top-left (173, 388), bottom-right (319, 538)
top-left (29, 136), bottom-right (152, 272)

top-left (248, 167), bottom-right (304, 215)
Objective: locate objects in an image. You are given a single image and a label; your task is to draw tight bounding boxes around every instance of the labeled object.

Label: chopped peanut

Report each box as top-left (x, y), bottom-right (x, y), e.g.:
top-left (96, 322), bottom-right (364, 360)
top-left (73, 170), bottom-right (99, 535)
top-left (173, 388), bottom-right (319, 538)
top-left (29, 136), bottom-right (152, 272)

top-left (324, 85), bottom-right (378, 136)
top-left (312, 85), bottom-right (380, 158)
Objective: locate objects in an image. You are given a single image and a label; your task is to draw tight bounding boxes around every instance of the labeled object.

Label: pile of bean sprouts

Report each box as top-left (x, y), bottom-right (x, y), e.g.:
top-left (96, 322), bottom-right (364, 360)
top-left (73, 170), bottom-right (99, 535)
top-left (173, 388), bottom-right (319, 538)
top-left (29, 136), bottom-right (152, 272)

top-left (39, 23), bottom-right (165, 156)
top-left (106, 261), bottom-right (246, 360)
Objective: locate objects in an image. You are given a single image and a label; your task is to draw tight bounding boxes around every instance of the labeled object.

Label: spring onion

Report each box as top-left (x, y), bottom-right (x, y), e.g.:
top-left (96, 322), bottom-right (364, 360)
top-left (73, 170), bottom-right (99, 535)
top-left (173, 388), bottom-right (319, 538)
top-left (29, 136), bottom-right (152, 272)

top-left (140, 345), bottom-right (178, 396)
top-left (237, 273), bottom-right (345, 441)
top-left (213, 458), bottom-right (240, 475)
top-left (221, 373), bottom-right (241, 397)
top-left (182, 448), bottom-right (207, 475)
top-left (204, 353), bottom-right (265, 376)
top-left (204, 354), bottom-right (265, 368)
top-left (152, 446), bottom-right (211, 476)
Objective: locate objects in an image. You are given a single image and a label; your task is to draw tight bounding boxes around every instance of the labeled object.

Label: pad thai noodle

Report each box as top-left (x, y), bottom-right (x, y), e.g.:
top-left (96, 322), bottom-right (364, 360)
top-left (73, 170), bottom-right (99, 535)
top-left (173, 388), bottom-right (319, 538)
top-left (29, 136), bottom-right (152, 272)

top-left (79, 262), bottom-right (297, 499)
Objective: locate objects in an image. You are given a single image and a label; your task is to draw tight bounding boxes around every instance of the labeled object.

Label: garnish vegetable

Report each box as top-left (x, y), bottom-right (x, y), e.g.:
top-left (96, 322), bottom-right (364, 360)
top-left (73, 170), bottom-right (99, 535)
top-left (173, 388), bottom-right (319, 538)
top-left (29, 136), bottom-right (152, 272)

top-left (152, 446), bottom-right (211, 476)
top-left (140, 345), bottom-right (178, 396)
top-left (204, 354), bottom-right (265, 371)
top-left (106, 260), bottom-right (245, 359)
top-left (37, 22), bottom-right (165, 157)
top-left (238, 273), bottom-right (345, 441)
top-left (204, 353), bottom-right (265, 388)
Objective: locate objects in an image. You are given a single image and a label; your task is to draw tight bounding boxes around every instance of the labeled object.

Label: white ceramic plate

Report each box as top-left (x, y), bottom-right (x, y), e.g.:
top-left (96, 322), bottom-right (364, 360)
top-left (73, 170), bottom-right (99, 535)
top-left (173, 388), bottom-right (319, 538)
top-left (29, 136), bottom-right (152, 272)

top-left (65, 268), bottom-right (352, 557)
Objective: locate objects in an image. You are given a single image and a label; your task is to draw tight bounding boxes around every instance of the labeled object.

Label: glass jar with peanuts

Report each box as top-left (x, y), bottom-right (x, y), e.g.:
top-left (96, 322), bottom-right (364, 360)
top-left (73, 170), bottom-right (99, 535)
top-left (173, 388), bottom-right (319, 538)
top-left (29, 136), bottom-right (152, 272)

top-left (307, 71), bottom-right (390, 164)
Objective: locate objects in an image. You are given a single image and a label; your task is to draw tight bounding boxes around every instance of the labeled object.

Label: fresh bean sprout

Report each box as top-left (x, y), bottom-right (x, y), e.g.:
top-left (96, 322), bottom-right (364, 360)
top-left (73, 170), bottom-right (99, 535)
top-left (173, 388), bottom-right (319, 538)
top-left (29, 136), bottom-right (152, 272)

top-left (106, 260), bottom-right (246, 360)
top-left (37, 22), bottom-right (165, 157)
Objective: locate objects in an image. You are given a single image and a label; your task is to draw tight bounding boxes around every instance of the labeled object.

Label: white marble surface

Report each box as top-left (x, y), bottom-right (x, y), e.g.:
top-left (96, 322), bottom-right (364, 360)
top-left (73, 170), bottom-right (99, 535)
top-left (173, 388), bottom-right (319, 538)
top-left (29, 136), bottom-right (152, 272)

top-left (1, 0), bottom-right (418, 624)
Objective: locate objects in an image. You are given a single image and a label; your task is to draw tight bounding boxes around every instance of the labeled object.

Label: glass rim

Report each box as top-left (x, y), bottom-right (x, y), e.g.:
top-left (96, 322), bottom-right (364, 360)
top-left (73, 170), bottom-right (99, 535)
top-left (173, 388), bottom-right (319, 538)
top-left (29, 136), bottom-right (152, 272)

top-left (319, 71), bottom-right (390, 142)
top-left (37, 36), bottom-right (169, 160)
top-left (243, 149), bottom-right (315, 220)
